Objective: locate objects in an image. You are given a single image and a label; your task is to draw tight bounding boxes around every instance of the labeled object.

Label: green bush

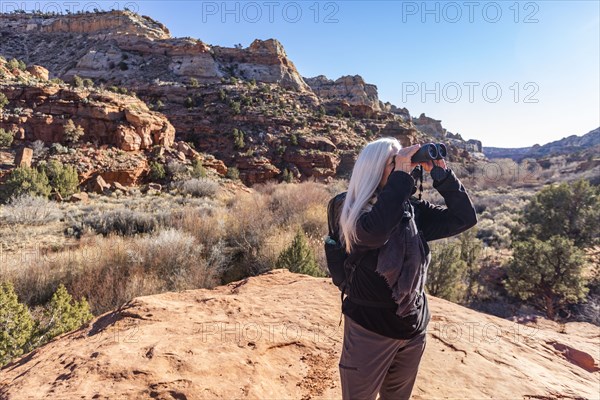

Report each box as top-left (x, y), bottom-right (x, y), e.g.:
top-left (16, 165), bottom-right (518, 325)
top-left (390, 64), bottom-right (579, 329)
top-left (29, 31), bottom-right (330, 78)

top-left (72, 74), bottom-right (84, 88)
top-left (458, 229), bottom-right (483, 303)
top-left (426, 240), bottom-right (467, 302)
top-left (275, 229), bottom-right (324, 277)
top-left (505, 235), bottom-right (588, 320)
top-left (229, 100), bottom-right (241, 115)
top-left (189, 77), bottom-right (199, 87)
top-left (191, 158), bottom-right (208, 178)
top-left (282, 168), bottom-right (293, 183)
top-left (7, 58), bottom-right (25, 71)
top-left (232, 128), bottom-right (245, 149)
top-left (184, 96), bottom-right (193, 108)
top-left (40, 160), bottom-right (79, 197)
top-left (290, 133), bottom-right (298, 146)
top-left (1, 166), bottom-right (51, 202)
top-left (0, 128), bottom-right (14, 147)
top-left (41, 284), bottom-right (93, 339)
top-left (0, 281), bottom-right (35, 366)
top-left (0, 92), bottom-right (8, 109)
top-left (226, 166), bottom-right (240, 180)
top-left (149, 161), bottom-right (166, 181)
top-left (63, 119), bottom-right (84, 143)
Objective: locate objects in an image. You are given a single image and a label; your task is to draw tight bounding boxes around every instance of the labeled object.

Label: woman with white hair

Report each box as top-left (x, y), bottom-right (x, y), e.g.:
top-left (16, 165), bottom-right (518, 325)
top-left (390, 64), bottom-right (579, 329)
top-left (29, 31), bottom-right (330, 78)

top-left (329, 137), bottom-right (477, 400)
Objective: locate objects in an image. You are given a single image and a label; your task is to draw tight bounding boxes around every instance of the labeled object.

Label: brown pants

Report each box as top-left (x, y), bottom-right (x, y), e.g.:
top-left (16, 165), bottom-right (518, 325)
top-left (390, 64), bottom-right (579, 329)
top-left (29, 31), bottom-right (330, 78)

top-left (339, 315), bottom-right (427, 400)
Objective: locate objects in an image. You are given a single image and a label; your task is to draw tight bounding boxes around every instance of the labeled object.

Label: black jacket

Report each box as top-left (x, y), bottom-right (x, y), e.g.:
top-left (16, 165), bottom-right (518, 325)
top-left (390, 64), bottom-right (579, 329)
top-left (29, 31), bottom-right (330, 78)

top-left (331, 166), bottom-right (477, 339)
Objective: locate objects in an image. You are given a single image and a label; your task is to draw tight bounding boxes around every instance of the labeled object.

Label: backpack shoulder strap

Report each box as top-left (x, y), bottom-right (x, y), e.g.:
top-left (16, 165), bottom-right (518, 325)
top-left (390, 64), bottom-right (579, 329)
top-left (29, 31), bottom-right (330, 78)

top-left (327, 192), bottom-right (346, 242)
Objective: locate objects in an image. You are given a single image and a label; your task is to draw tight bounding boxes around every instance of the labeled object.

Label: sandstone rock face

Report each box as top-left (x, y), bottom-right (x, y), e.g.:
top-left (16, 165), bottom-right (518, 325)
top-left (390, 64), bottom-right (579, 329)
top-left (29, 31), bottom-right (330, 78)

top-left (305, 75), bottom-right (381, 111)
top-left (0, 270), bottom-right (597, 399)
top-left (414, 113), bottom-right (447, 138)
top-left (235, 155), bottom-right (281, 184)
top-left (466, 139), bottom-right (483, 153)
top-left (14, 147), bottom-right (33, 167)
top-left (0, 64), bottom-right (175, 151)
top-left (25, 65), bottom-right (49, 80)
top-left (0, 10), bottom-right (170, 39)
top-left (213, 39), bottom-right (309, 91)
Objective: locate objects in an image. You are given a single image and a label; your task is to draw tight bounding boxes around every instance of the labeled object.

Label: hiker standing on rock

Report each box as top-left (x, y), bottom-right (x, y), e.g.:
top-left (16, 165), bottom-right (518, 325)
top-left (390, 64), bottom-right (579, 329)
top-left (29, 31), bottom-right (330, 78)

top-left (328, 137), bottom-right (477, 400)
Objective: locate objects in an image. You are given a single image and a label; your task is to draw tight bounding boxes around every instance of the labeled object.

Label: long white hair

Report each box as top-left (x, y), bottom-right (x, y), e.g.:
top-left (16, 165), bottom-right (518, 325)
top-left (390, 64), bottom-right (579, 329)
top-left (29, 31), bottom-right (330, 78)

top-left (339, 137), bottom-right (402, 253)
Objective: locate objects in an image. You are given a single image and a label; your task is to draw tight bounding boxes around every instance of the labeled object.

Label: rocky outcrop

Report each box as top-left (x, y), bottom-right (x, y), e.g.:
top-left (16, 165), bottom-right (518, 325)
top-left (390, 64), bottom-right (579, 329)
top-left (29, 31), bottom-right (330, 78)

top-left (213, 39), bottom-right (309, 91)
top-left (0, 60), bottom-right (175, 151)
top-left (0, 10), bottom-right (170, 39)
top-left (305, 75), bottom-right (381, 111)
top-left (414, 113), bottom-right (447, 138)
top-left (0, 270), bottom-right (597, 399)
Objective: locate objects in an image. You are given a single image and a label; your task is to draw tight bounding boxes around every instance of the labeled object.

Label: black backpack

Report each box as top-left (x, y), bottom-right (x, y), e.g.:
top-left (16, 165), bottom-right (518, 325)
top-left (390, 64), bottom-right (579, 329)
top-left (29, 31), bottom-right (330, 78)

top-left (324, 193), bottom-right (365, 296)
top-left (324, 193), bottom-right (398, 319)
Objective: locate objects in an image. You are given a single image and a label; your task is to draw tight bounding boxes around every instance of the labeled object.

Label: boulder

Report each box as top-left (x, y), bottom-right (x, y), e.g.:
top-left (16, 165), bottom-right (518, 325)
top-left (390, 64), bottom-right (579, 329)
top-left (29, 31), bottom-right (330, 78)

top-left (14, 147), bottom-right (33, 168)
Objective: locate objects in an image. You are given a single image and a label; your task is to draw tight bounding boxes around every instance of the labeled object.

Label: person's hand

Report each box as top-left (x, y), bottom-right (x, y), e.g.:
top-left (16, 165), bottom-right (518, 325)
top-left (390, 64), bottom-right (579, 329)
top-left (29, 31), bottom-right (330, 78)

top-left (393, 144), bottom-right (421, 174)
top-left (421, 158), bottom-right (447, 172)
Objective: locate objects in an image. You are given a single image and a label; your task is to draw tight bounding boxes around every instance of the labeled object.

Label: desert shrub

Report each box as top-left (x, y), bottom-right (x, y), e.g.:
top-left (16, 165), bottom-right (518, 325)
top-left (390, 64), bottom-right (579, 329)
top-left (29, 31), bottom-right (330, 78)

top-left (179, 178), bottom-right (219, 198)
top-left (275, 229), bottom-right (325, 277)
top-left (458, 229), bottom-right (484, 303)
top-left (1, 194), bottom-right (60, 225)
top-left (0, 92), bottom-right (8, 109)
top-left (229, 100), bottom-right (241, 115)
top-left (63, 119), bottom-right (84, 143)
top-left (226, 166), bottom-right (240, 180)
top-left (50, 142), bottom-right (68, 154)
top-left (282, 168), bottom-right (293, 183)
top-left (505, 235), bottom-right (588, 320)
top-left (31, 140), bottom-right (46, 157)
top-left (82, 78), bottom-right (94, 88)
top-left (476, 218), bottom-right (511, 249)
top-left (0, 166), bottom-right (51, 202)
top-left (165, 160), bottom-right (188, 181)
top-left (0, 128), bottom-right (13, 147)
top-left (40, 160), bottom-right (79, 197)
top-left (265, 181), bottom-right (330, 228)
top-left (426, 239), bottom-right (467, 302)
top-left (83, 208), bottom-right (158, 236)
top-left (191, 158), bottom-right (208, 178)
top-left (232, 128), bottom-right (245, 149)
top-left (72, 74), bottom-right (84, 88)
top-left (189, 77), bottom-right (199, 87)
top-left (149, 161), bottom-right (166, 181)
top-left (0, 281), bottom-right (35, 367)
top-left (6, 58), bottom-right (25, 71)
top-left (132, 229), bottom-right (222, 290)
top-left (38, 284), bottom-right (93, 341)
top-left (222, 192), bottom-right (275, 282)
top-left (184, 96), bottom-right (193, 108)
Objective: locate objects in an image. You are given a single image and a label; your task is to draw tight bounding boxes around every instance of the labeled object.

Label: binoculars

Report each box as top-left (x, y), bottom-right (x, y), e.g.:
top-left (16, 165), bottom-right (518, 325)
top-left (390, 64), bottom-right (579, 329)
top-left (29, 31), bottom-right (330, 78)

top-left (411, 143), bottom-right (447, 163)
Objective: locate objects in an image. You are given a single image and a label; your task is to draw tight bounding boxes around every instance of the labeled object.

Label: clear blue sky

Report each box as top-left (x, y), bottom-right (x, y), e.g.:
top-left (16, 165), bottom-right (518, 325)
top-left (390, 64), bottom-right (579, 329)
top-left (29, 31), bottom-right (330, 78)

top-left (11, 1), bottom-right (600, 147)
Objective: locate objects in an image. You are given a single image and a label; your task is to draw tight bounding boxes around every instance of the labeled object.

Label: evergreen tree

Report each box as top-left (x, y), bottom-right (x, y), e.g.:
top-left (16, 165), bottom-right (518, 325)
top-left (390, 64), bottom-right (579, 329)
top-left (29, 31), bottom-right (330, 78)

top-left (0, 281), bottom-right (34, 366)
top-left (515, 179), bottom-right (599, 248)
top-left (276, 229), bottom-right (324, 277)
top-left (42, 284), bottom-right (93, 339)
top-left (505, 235), bottom-right (588, 320)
